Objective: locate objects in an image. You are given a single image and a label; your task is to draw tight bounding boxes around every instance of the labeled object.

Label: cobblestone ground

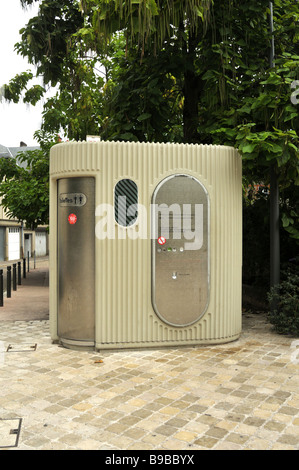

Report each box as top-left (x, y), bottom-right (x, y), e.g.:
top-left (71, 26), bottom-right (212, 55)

top-left (0, 313), bottom-right (298, 450)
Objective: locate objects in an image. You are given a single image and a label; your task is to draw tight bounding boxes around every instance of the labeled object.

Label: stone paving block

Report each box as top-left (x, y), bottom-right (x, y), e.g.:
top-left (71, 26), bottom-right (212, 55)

top-left (0, 314), bottom-right (299, 450)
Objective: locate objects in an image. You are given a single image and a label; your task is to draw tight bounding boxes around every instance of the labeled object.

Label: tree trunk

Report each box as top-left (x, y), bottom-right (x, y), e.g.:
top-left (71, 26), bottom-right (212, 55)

top-left (182, 32), bottom-right (200, 144)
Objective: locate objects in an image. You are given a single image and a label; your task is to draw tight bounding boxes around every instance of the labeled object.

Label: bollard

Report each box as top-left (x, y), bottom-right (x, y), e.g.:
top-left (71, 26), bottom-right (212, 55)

top-left (23, 258), bottom-right (26, 279)
top-left (0, 269), bottom-right (3, 307)
top-left (27, 251), bottom-right (30, 272)
top-left (13, 264), bottom-right (17, 291)
top-left (18, 262), bottom-right (21, 285)
top-left (7, 266), bottom-right (11, 298)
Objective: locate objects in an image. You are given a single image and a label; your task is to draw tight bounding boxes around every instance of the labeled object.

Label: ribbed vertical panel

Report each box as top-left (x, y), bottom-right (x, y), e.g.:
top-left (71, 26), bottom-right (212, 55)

top-left (50, 141), bottom-right (242, 348)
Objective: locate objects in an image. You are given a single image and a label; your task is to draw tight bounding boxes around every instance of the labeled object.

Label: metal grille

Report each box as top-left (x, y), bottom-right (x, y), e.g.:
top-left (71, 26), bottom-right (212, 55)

top-left (114, 179), bottom-right (138, 227)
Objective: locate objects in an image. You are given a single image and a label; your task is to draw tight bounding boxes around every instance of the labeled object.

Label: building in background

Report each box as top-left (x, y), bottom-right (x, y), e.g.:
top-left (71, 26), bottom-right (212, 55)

top-left (0, 143), bottom-right (48, 261)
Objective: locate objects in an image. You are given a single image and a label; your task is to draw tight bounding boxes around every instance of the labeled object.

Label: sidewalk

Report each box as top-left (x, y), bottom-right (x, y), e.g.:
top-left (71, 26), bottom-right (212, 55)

top-left (0, 260), bottom-right (298, 450)
top-left (0, 256), bottom-right (49, 322)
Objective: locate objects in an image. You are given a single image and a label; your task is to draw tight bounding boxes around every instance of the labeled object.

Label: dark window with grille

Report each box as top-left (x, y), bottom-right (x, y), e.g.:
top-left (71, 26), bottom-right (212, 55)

top-left (114, 179), bottom-right (138, 227)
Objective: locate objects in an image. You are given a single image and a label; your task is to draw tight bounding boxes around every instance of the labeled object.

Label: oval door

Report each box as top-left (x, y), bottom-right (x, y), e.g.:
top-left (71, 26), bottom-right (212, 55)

top-left (151, 174), bottom-right (210, 327)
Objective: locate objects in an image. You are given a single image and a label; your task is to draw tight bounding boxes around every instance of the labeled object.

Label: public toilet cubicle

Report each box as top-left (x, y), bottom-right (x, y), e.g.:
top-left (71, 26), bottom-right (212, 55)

top-left (49, 141), bottom-right (242, 350)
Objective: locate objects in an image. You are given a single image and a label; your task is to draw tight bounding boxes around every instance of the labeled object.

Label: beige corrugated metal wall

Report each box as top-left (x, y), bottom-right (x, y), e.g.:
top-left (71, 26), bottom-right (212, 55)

top-left (50, 141), bottom-right (242, 349)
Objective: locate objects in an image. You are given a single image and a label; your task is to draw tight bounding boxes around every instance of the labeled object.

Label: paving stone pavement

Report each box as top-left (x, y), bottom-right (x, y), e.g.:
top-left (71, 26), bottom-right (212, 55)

top-left (0, 261), bottom-right (298, 450)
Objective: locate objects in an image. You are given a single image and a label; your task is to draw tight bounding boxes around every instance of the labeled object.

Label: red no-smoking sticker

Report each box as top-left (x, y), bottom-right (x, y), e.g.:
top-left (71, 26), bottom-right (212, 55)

top-left (68, 213), bottom-right (77, 225)
top-left (157, 236), bottom-right (166, 245)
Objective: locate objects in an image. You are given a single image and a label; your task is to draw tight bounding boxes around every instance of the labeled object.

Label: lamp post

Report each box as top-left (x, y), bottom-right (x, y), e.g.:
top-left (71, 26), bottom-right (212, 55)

top-left (269, 2), bottom-right (280, 307)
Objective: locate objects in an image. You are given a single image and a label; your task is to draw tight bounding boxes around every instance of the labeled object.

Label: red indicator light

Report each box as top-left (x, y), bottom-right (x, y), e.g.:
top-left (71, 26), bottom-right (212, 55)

top-left (157, 236), bottom-right (166, 245)
top-left (68, 213), bottom-right (77, 225)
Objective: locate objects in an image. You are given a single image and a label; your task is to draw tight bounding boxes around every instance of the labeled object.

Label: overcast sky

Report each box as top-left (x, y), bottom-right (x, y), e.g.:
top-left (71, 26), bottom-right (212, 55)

top-left (0, 0), bottom-right (43, 147)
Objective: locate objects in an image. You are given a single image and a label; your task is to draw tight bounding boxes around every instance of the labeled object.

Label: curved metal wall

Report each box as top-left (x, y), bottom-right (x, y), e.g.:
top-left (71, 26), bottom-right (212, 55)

top-left (49, 141), bottom-right (242, 349)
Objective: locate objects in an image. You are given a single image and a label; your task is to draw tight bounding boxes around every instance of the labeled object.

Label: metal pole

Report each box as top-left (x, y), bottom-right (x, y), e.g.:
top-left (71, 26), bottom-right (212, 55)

top-left (7, 266), bottom-right (11, 298)
top-left (269, 2), bottom-right (280, 302)
top-left (18, 261), bottom-right (21, 285)
top-left (13, 264), bottom-right (17, 291)
top-left (0, 269), bottom-right (3, 307)
top-left (270, 166), bottom-right (280, 286)
top-left (20, 222), bottom-right (24, 259)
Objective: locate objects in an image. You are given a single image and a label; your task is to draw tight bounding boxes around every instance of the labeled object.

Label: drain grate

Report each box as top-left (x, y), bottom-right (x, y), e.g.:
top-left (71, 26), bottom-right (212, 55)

top-left (6, 343), bottom-right (37, 353)
top-left (0, 418), bottom-right (22, 448)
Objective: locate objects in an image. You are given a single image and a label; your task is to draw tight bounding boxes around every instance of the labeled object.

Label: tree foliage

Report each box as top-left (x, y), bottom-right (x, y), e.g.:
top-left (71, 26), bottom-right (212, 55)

top-left (101, 47), bottom-right (184, 142)
top-left (17, 0), bottom-right (84, 86)
top-left (0, 137), bottom-right (53, 230)
top-left (1, 0), bottom-right (299, 247)
top-left (80, 0), bottom-right (211, 51)
top-left (268, 266), bottom-right (299, 336)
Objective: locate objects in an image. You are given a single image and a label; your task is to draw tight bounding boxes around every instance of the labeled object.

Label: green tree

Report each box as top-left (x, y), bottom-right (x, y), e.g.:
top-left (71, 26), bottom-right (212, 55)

top-left (0, 134), bottom-right (54, 230)
top-left (101, 46), bottom-right (184, 142)
top-left (80, 0), bottom-right (212, 142)
top-left (2, 0), bottom-right (299, 272)
top-left (7, 0), bottom-right (211, 142)
top-left (96, 1), bottom-right (299, 248)
top-left (4, 0), bottom-right (105, 141)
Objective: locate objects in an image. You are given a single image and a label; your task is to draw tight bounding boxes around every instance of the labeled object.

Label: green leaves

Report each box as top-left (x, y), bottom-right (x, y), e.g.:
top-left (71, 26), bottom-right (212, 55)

top-left (236, 125), bottom-right (298, 172)
top-left (0, 146), bottom-right (53, 230)
top-left (3, 71), bottom-right (34, 103)
top-left (101, 47), bottom-right (183, 143)
top-left (4, 0), bottom-right (299, 247)
top-left (282, 212), bottom-right (294, 229)
top-left (268, 269), bottom-right (299, 336)
top-left (137, 113), bottom-right (152, 121)
top-left (24, 85), bottom-right (46, 105)
top-left (81, 0), bottom-right (210, 50)
top-left (16, 0), bottom-right (84, 86)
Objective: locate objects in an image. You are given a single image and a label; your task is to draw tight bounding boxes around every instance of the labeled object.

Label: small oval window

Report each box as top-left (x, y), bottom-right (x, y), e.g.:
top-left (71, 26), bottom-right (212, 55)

top-left (114, 179), bottom-right (138, 227)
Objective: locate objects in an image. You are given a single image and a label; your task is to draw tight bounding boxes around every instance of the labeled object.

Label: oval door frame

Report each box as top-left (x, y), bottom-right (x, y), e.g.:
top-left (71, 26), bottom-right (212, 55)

top-left (151, 174), bottom-right (210, 327)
